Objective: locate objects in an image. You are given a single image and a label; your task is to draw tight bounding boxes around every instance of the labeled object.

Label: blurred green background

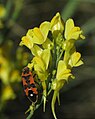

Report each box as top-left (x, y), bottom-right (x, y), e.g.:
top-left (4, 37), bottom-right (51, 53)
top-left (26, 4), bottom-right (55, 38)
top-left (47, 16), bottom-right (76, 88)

top-left (0, 0), bottom-right (95, 119)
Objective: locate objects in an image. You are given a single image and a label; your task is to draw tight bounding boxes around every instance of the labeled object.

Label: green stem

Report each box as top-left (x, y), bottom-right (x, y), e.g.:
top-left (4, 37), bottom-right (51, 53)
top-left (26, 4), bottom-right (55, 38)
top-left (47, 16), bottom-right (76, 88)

top-left (57, 50), bottom-right (64, 64)
top-left (42, 81), bottom-right (47, 112)
top-left (26, 104), bottom-right (35, 119)
top-left (26, 111), bottom-right (34, 119)
top-left (52, 38), bottom-right (57, 69)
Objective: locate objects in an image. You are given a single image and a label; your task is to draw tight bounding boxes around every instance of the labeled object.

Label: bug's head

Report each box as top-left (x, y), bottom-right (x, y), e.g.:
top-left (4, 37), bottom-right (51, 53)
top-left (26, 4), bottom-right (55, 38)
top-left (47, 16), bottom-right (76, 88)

top-left (22, 67), bottom-right (29, 74)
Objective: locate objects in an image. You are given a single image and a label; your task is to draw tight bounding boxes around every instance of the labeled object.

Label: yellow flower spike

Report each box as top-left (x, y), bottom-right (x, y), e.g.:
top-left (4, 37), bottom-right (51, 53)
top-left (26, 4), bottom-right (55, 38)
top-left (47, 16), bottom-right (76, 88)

top-left (65, 19), bottom-right (85, 40)
top-left (68, 52), bottom-right (84, 67)
top-left (19, 12), bottom-right (85, 119)
top-left (27, 21), bottom-right (50, 45)
top-left (50, 12), bottom-right (64, 33)
top-left (20, 36), bottom-right (33, 49)
top-left (0, 4), bottom-right (6, 18)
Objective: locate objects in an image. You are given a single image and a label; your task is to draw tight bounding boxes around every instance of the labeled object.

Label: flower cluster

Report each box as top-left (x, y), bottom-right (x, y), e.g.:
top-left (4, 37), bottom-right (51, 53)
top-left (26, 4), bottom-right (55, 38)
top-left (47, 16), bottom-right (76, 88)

top-left (20, 12), bottom-right (85, 119)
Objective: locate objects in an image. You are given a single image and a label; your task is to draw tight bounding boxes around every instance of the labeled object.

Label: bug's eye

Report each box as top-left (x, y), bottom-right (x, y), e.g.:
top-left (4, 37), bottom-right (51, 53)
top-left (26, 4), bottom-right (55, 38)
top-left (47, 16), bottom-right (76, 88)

top-left (28, 90), bottom-right (37, 102)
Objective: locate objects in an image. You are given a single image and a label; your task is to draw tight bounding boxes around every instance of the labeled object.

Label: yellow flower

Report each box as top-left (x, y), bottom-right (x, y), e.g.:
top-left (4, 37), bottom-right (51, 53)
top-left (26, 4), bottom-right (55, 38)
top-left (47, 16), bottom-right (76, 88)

top-left (50, 12), bottom-right (64, 33)
top-left (27, 21), bottom-right (50, 44)
top-left (20, 21), bottom-right (50, 50)
top-left (32, 49), bottom-right (50, 81)
top-left (64, 19), bottom-right (85, 40)
top-left (51, 60), bottom-right (72, 119)
top-left (68, 51), bottom-right (83, 67)
top-left (56, 60), bottom-right (71, 81)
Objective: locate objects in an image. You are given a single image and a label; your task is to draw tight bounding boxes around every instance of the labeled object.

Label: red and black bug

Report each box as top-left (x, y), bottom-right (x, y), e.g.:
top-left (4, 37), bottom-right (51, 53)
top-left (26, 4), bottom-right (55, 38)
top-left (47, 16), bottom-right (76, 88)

top-left (22, 67), bottom-right (38, 103)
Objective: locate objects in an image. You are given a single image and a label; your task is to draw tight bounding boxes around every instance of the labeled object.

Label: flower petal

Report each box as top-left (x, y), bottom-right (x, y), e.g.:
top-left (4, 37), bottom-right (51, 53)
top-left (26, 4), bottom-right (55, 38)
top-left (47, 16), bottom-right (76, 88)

top-left (27, 28), bottom-right (44, 44)
top-left (40, 21), bottom-right (50, 41)
top-left (65, 19), bottom-right (74, 39)
top-left (69, 52), bottom-right (84, 67)
top-left (20, 36), bottom-right (33, 49)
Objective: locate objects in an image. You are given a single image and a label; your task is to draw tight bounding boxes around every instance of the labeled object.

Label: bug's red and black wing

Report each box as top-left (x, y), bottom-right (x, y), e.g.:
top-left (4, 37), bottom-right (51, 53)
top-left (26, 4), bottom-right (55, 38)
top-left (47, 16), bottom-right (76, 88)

top-left (22, 67), bottom-right (38, 103)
